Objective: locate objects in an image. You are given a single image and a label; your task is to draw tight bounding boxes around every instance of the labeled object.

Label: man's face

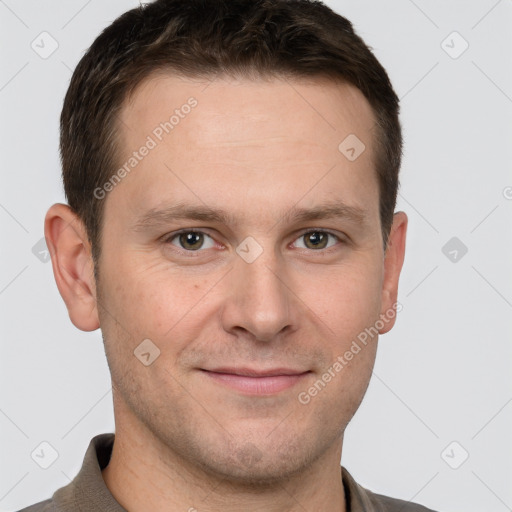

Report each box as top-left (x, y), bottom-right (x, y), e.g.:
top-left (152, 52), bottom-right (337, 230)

top-left (95, 73), bottom-right (395, 481)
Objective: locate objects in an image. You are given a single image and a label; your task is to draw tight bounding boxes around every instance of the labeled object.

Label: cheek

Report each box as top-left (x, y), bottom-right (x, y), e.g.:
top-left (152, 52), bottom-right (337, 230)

top-left (100, 252), bottom-right (214, 346)
top-left (300, 259), bottom-right (383, 334)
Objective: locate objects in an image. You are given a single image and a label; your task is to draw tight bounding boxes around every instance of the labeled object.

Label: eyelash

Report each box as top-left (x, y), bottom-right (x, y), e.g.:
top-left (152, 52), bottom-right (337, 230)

top-left (162, 228), bottom-right (344, 256)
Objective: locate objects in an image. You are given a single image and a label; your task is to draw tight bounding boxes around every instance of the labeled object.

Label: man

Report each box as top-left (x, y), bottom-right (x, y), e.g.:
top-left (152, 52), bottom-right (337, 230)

top-left (19, 0), bottom-right (438, 510)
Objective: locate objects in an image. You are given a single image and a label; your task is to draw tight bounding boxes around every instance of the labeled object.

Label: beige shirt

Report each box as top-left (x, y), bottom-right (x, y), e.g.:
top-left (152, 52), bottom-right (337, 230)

top-left (18, 433), bottom-right (438, 512)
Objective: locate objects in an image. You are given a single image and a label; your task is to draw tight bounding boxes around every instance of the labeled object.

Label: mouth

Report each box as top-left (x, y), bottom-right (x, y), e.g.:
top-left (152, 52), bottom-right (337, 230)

top-left (200, 367), bottom-right (312, 395)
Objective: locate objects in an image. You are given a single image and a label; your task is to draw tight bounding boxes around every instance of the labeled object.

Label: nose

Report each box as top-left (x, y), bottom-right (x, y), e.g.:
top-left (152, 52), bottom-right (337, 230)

top-left (220, 244), bottom-right (298, 343)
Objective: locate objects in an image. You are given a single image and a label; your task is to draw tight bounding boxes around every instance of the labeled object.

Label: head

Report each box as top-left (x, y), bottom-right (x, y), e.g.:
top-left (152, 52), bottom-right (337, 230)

top-left (46, 0), bottom-right (407, 484)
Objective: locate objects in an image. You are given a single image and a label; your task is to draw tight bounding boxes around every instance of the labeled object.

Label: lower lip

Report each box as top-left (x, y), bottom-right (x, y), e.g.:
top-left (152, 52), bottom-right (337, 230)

top-left (202, 370), bottom-right (310, 395)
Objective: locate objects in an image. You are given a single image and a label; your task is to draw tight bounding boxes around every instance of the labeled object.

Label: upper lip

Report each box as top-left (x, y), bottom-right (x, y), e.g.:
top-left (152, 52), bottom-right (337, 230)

top-left (202, 367), bottom-right (310, 377)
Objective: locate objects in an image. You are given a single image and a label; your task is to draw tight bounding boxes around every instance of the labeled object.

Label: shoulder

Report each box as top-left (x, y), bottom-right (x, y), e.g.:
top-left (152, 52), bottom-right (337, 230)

top-left (365, 488), bottom-right (439, 511)
top-left (341, 466), bottom-right (440, 512)
top-left (15, 498), bottom-right (57, 512)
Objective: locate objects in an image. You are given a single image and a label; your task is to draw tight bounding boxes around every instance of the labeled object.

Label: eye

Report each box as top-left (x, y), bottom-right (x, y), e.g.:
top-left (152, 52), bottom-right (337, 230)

top-left (166, 230), bottom-right (216, 251)
top-left (292, 230), bottom-right (341, 250)
top-left (163, 228), bottom-right (343, 255)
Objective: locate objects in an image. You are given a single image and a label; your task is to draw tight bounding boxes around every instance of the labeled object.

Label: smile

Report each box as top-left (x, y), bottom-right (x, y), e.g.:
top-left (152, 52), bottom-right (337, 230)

top-left (200, 368), bottom-right (312, 395)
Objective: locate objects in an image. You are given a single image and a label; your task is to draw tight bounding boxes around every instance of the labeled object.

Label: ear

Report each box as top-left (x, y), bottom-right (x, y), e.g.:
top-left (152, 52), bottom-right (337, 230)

top-left (44, 203), bottom-right (99, 331)
top-left (379, 211), bottom-right (407, 334)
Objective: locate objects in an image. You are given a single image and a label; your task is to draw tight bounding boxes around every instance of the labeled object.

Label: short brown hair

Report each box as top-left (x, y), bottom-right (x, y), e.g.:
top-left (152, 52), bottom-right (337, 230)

top-left (60, 0), bottom-right (402, 265)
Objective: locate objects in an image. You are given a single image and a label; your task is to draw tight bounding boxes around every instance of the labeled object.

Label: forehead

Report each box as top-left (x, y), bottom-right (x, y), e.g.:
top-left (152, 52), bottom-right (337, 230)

top-left (121, 72), bottom-right (376, 147)
top-left (109, 72), bottom-right (380, 228)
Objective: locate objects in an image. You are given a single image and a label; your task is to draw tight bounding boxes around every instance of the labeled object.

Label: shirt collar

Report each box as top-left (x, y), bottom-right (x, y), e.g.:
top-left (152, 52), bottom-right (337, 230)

top-left (53, 433), bottom-right (126, 512)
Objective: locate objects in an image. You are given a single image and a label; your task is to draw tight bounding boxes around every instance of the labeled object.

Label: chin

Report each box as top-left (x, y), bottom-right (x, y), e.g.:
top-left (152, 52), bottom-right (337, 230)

top-left (191, 431), bottom-right (323, 486)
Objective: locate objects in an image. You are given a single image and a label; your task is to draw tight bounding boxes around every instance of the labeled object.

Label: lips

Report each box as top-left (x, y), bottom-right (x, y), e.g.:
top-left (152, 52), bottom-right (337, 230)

top-left (200, 367), bottom-right (311, 395)
top-left (204, 367), bottom-right (309, 377)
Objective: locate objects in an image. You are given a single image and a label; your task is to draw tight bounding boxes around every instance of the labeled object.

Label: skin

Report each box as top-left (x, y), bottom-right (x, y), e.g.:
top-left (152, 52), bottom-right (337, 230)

top-left (45, 73), bottom-right (407, 512)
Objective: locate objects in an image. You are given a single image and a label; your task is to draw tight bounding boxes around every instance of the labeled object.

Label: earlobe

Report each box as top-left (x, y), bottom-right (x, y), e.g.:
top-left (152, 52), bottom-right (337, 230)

top-left (379, 211), bottom-right (408, 335)
top-left (44, 203), bottom-right (100, 332)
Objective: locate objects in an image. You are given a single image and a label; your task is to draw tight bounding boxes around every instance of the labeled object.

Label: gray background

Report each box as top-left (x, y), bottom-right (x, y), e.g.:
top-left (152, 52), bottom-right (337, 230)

top-left (1, 1), bottom-right (511, 511)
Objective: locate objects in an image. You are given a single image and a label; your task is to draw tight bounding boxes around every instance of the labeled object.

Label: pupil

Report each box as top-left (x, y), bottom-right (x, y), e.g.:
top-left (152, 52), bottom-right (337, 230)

top-left (181, 232), bottom-right (202, 249)
top-left (307, 232), bottom-right (326, 248)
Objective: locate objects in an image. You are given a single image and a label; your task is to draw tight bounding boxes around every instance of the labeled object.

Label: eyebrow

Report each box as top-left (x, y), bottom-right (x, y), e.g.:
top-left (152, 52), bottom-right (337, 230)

top-left (132, 200), bottom-right (368, 232)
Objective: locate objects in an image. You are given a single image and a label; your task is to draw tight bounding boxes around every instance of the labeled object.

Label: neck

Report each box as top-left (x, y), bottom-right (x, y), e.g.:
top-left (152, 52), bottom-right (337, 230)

top-left (101, 400), bottom-right (346, 512)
